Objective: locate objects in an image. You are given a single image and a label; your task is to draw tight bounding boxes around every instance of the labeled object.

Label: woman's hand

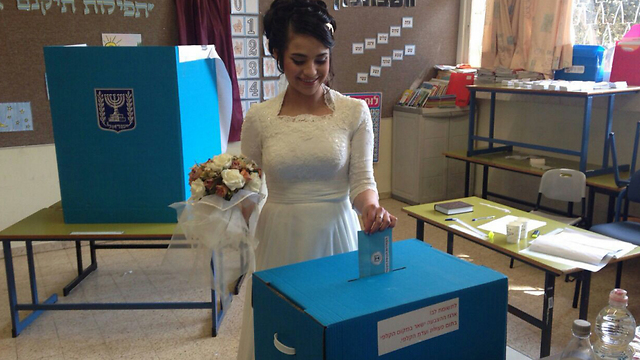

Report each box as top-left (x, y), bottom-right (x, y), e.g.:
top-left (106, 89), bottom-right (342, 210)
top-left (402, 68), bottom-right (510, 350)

top-left (361, 203), bottom-right (397, 235)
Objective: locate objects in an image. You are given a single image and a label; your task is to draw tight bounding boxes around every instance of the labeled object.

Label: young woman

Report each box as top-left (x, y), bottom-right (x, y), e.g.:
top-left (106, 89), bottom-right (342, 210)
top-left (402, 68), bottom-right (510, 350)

top-left (238, 1), bottom-right (397, 358)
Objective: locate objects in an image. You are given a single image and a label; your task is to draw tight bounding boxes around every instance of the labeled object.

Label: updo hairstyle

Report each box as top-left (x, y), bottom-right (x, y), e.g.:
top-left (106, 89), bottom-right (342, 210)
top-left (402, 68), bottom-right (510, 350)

top-left (263, 0), bottom-right (337, 74)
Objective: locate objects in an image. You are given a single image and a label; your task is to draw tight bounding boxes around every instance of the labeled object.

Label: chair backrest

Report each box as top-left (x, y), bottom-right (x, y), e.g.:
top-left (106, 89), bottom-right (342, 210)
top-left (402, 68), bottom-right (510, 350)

top-left (614, 169), bottom-right (640, 221)
top-left (609, 123), bottom-right (640, 187)
top-left (538, 168), bottom-right (586, 203)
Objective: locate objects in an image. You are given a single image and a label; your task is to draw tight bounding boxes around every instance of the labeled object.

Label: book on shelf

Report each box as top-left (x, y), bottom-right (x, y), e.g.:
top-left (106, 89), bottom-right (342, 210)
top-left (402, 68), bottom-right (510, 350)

top-left (434, 201), bottom-right (473, 215)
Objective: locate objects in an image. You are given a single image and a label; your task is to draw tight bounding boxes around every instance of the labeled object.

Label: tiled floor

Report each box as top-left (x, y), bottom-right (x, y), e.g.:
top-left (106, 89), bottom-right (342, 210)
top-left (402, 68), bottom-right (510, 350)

top-left (1, 198), bottom-right (639, 359)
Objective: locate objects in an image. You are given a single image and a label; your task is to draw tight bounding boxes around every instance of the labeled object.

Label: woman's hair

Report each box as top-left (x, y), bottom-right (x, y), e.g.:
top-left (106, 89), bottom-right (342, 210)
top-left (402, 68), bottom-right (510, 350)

top-left (263, 0), bottom-right (337, 74)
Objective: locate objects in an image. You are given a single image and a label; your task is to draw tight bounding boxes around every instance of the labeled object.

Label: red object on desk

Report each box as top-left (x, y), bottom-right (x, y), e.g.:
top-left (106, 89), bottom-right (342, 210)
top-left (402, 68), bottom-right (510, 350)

top-left (446, 72), bottom-right (475, 107)
top-left (610, 24), bottom-right (640, 85)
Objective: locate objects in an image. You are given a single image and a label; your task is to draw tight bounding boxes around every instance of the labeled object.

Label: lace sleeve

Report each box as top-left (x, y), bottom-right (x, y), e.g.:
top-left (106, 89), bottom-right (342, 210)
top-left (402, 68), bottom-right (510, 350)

top-left (349, 99), bottom-right (378, 204)
top-left (240, 107), bottom-right (263, 167)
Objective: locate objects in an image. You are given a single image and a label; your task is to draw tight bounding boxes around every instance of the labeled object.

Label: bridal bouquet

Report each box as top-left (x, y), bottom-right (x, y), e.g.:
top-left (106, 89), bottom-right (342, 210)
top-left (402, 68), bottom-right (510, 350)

top-left (164, 154), bottom-right (265, 310)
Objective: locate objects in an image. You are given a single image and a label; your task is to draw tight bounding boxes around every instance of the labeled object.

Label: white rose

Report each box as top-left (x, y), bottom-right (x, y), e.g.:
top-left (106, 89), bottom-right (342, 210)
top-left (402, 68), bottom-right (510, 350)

top-left (190, 178), bottom-right (206, 200)
top-left (246, 172), bottom-right (261, 193)
top-left (209, 154), bottom-right (234, 172)
top-left (222, 169), bottom-right (245, 191)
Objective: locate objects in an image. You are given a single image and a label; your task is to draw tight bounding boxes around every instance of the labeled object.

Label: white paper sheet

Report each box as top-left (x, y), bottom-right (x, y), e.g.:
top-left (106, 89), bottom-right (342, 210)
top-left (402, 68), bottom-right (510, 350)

top-left (449, 224), bottom-right (488, 240)
top-left (478, 215), bottom-right (546, 235)
top-left (520, 228), bottom-right (637, 271)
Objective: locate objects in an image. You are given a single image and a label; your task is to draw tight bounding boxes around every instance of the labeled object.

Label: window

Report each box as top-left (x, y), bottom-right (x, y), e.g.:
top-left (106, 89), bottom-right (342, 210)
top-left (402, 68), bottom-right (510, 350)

top-left (461, 0), bottom-right (640, 67)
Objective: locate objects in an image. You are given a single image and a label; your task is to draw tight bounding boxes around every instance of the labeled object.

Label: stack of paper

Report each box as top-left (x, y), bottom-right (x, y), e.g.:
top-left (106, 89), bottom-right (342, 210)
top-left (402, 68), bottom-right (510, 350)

top-left (522, 228), bottom-right (636, 271)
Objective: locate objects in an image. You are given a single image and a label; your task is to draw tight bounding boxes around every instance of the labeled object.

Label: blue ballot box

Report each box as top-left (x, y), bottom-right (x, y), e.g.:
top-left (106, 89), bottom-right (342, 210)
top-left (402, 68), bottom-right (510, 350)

top-left (253, 239), bottom-right (508, 360)
top-left (44, 46), bottom-right (223, 223)
top-left (554, 45), bottom-right (605, 82)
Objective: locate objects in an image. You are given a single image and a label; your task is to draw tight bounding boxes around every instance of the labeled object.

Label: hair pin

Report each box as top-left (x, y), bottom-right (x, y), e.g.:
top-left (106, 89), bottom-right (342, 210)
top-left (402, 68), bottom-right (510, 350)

top-left (326, 23), bottom-right (334, 35)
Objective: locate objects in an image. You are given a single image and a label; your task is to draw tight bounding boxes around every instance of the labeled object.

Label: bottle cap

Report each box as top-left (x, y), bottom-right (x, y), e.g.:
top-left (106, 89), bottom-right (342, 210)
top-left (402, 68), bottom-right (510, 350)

top-left (572, 319), bottom-right (592, 337)
top-left (609, 288), bottom-right (629, 306)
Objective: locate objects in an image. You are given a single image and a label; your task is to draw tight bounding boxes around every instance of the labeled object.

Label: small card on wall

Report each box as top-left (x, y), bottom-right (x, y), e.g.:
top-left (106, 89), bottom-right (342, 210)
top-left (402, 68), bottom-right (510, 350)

top-left (377, 33), bottom-right (389, 44)
top-left (393, 50), bottom-right (404, 60)
top-left (246, 37), bottom-right (260, 57)
top-left (245, 58), bottom-right (260, 78)
top-left (235, 59), bottom-right (247, 79)
top-left (357, 73), bottom-right (369, 83)
top-left (358, 228), bottom-right (392, 279)
top-left (263, 80), bottom-right (278, 100)
top-left (365, 38), bottom-right (376, 49)
top-left (238, 80), bottom-right (248, 98)
top-left (352, 43), bottom-right (364, 54)
top-left (402, 16), bottom-right (413, 28)
top-left (404, 44), bottom-right (416, 56)
top-left (230, 0), bottom-right (244, 14)
top-left (390, 26), bottom-right (401, 37)
top-left (370, 66), bottom-right (381, 77)
top-left (232, 37), bottom-right (246, 58)
top-left (381, 56), bottom-right (392, 67)
top-left (244, 0), bottom-right (259, 14)
top-left (263, 57), bottom-right (278, 78)
top-left (246, 79), bottom-right (261, 99)
top-left (230, 16), bottom-right (245, 36)
top-left (245, 16), bottom-right (259, 36)
top-left (263, 35), bottom-right (271, 56)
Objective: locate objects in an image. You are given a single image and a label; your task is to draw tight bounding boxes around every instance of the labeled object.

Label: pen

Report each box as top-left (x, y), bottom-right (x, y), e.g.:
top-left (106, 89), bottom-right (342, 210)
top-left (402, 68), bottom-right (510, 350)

top-left (472, 216), bottom-right (495, 222)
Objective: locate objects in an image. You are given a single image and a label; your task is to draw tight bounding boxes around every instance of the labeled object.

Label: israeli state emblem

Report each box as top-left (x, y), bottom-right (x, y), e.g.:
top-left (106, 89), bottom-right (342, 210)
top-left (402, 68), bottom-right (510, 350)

top-left (95, 89), bottom-right (136, 133)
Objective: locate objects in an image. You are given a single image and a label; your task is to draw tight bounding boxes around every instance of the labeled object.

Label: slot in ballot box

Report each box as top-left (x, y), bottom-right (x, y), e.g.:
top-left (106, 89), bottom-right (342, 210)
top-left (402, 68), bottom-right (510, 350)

top-left (44, 46), bottom-right (229, 223)
top-left (253, 239), bottom-right (508, 359)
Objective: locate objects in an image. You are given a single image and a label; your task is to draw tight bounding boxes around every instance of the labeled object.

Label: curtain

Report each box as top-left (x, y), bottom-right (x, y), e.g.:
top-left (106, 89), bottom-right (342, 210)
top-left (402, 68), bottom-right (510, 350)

top-left (481, 0), bottom-right (573, 77)
top-left (175, 0), bottom-right (243, 142)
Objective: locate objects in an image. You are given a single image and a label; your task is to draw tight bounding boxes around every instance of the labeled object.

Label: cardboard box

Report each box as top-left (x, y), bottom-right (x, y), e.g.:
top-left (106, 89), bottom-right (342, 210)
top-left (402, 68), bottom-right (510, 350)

top-left (253, 239), bottom-right (508, 359)
top-left (610, 24), bottom-right (640, 85)
top-left (554, 45), bottom-right (605, 82)
top-left (44, 46), bottom-right (223, 223)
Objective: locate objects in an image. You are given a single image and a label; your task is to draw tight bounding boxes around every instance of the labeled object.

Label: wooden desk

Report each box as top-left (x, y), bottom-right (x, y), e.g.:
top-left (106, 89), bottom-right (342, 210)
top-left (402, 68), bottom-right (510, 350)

top-left (467, 84), bottom-right (640, 175)
top-left (403, 196), bottom-right (640, 358)
top-left (444, 149), bottom-right (630, 227)
top-left (0, 203), bottom-right (227, 337)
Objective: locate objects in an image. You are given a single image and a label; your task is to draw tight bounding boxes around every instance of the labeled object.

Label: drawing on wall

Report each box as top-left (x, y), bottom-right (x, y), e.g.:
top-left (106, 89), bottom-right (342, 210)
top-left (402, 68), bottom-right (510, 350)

top-left (343, 93), bottom-right (381, 163)
top-left (16, 0), bottom-right (155, 17)
top-left (102, 33), bottom-right (142, 46)
top-left (232, 38), bottom-right (246, 57)
top-left (263, 80), bottom-right (278, 100)
top-left (231, 15), bottom-right (245, 36)
top-left (0, 102), bottom-right (34, 133)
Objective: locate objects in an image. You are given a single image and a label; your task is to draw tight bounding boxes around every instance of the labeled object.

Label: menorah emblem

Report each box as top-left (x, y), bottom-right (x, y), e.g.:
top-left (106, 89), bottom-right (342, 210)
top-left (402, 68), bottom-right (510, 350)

top-left (95, 89), bottom-right (136, 133)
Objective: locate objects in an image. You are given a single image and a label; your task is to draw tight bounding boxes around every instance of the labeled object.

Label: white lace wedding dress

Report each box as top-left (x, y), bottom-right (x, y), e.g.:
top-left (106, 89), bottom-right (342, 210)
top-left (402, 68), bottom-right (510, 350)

top-left (236, 86), bottom-right (378, 360)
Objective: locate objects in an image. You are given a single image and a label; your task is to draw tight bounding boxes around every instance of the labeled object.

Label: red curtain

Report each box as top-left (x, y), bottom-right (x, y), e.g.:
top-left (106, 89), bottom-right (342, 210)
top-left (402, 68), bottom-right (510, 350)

top-left (174, 0), bottom-right (243, 142)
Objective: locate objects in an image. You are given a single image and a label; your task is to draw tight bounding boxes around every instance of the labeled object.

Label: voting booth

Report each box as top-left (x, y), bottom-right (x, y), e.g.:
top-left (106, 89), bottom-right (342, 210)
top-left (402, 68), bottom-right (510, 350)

top-left (253, 240), bottom-right (508, 359)
top-left (44, 46), bottom-right (231, 223)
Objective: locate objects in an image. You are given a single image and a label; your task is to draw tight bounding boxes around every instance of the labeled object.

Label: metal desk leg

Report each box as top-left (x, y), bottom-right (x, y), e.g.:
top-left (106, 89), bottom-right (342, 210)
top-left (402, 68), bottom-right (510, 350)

top-left (467, 90), bottom-right (476, 156)
top-left (64, 240), bottom-right (98, 296)
top-left (482, 165), bottom-right (489, 199)
top-left (446, 232), bottom-right (454, 255)
top-left (26, 241), bottom-right (39, 304)
top-left (602, 95), bottom-right (615, 168)
top-left (607, 194), bottom-right (616, 223)
top-left (615, 262), bottom-right (623, 288)
top-left (489, 92), bottom-right (496, 148)
top-left (578, 271), bottom-right (591, 320)
top-left (587, 187), bottom-right (596, 229)
top-left (416, 220), bottom-right (424, 241)
top-left (540, 272), bottom-right (556, 358)
top-left (579, 97), bottom-right (593, 173)
top-left (464, 162), bottom-right (470, 197)
top-left (3, 240), bottom-right (57, 337)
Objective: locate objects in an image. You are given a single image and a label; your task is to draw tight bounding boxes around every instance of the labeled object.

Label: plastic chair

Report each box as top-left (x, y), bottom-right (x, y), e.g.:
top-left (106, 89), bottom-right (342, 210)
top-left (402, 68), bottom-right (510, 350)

top-left (608, 124), bottom-right (640, 188)
top-left (530, 168), bottom-right (587, 226)
top-left (509, 168), bottom-right (587, 269)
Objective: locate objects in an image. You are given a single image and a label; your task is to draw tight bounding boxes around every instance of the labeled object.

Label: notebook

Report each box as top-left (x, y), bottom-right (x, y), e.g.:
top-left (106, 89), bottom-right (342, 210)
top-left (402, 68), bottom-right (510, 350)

top-left (434, 201), bottom-right (473, 215)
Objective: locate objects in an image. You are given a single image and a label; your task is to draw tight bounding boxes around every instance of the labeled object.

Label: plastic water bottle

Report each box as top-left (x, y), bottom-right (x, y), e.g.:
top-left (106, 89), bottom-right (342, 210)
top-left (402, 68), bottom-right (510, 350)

top-left (560, 319), bottom-right (597, 360)
top-left (593, 289), bottom-right (637, 359)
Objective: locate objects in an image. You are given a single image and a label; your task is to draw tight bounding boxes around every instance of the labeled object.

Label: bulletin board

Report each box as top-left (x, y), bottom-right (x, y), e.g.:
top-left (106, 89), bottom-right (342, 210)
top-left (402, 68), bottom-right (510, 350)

top-left (256, 0), bottom-right (460, 118)
top-left (0, 1), bottom-right (177, 147)
top-left (0, 0), bottom-right (459, 147)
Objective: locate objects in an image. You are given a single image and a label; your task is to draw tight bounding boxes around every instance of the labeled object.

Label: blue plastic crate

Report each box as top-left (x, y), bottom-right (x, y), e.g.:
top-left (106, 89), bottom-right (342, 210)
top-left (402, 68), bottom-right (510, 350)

top-left (554, 45), bottom-right (605, 82)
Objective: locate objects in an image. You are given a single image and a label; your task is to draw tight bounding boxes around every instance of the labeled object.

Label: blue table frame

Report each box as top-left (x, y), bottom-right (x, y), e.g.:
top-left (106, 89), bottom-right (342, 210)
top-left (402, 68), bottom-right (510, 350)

top-left (467, 85), bottom-right (640, 177)
top-left (1, 204), bottom-right (233, 337)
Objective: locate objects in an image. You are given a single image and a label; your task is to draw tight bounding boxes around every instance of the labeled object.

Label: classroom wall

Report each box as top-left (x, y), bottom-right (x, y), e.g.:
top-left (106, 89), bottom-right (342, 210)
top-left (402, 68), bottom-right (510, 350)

top-left (473, 92), bottom-right (640, 225)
